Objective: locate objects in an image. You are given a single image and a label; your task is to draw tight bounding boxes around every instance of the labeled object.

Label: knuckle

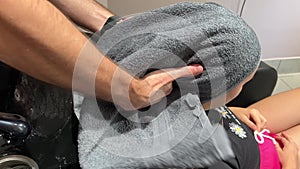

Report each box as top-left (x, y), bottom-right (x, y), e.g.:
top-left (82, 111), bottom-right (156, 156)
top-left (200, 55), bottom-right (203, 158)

top-left (249, 108), bottom-right (258, 113)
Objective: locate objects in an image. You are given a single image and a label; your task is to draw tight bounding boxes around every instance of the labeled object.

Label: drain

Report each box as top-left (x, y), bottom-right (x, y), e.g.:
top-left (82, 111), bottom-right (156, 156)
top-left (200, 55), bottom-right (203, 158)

top-left (0, 155), bottom-right (38, 169)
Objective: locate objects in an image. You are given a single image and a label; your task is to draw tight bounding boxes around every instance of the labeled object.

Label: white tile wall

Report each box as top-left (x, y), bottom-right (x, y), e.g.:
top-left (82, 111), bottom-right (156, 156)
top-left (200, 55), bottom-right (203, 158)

top-left (272, 78), bottom-right (292, 95)
top-left (264, 57), bottom-right (300, 95)
top-left (264, 57), bottom-right (300, 74)
top-left (280, 74), bottom-right (300, 89)
top-left (277, 59), bottom-right (300, 74)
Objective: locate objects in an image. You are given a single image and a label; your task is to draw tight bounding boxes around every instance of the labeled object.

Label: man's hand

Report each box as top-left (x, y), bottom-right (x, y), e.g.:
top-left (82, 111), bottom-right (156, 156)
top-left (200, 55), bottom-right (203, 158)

top-left (275, 133), bottom-right (299, 169)
top-left (229, 107), bottom-right (267, 131)
top-left (120, 65), bottom-right (203, 110)
top-left (0, 0), bottom-right (202, 112)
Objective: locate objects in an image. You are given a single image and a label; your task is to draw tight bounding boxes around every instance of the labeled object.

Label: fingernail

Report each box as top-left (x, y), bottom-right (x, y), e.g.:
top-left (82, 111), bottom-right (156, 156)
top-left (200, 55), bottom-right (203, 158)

top-left (188, 64), bottom-right (203, 73)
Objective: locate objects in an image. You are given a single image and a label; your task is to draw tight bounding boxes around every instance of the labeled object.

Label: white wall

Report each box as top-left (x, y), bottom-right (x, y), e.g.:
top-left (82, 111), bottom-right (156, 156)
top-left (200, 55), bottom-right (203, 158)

top-left (108, 0), bottom-right (240, 16)
top-left (241, 0), bottom-right (300, 59)
top-left (96, 0), bottom-right (108, 7)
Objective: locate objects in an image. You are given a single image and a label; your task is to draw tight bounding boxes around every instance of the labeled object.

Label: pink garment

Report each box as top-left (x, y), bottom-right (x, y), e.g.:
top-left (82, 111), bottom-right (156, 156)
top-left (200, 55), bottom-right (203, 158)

top-left (255, 131), bottom-right (281, 169)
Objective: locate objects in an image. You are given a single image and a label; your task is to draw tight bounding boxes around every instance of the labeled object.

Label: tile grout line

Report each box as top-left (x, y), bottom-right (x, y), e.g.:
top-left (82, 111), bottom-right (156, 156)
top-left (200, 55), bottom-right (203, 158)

top-left (278, 72), bottom-right (300, 77)
top-left (264, 57), bottom-right (300, 74)
top-left (276, 60), bottom-right (281, 71)
top-left (279, 77), bottom-right (293, 89)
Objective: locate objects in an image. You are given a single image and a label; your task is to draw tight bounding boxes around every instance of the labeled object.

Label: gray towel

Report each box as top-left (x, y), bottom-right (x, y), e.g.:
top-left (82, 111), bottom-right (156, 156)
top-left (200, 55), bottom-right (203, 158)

top-left (77, 2), bottom-right (261, 169)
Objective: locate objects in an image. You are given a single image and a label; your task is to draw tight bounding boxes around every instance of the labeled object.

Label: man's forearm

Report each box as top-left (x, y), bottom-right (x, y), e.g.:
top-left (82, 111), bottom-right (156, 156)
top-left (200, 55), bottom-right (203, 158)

top-left (48, 0), bottom-right (114, 32)
top-left (0, 0), bottom-right (133, 102)
top-left (0, 0), bottom-right (203, 110)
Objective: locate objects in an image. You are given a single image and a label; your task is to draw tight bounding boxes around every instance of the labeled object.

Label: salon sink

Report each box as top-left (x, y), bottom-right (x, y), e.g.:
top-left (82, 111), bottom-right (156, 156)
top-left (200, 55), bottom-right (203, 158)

top-left (0, 62), bottom-right (80, 168)
top-left (0, 111), bottom-right (38, 169)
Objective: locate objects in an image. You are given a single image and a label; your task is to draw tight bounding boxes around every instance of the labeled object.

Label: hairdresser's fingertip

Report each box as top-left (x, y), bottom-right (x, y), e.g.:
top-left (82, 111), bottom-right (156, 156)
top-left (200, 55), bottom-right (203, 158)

top-left (188, 65), bottom-right (203, 75)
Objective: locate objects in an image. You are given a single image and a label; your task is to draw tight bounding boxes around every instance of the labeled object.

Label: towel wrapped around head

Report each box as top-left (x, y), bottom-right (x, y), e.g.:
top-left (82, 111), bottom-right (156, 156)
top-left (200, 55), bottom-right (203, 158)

top-left (76, 2), bottom-right (261, 169)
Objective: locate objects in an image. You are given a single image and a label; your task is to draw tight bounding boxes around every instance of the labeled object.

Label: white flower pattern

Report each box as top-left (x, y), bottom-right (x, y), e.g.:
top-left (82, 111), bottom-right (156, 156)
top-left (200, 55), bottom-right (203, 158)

top-left (217, 107), bottom-right (231, 119)
top-left (229, 122), bottom-right (247, 139)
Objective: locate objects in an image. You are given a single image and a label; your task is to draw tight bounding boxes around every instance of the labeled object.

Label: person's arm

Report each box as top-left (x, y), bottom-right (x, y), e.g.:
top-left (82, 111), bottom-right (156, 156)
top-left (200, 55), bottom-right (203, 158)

top-left (0, 0), bottom-right (202, 110)
top-left (48, 0), bottom-right (113, 32)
